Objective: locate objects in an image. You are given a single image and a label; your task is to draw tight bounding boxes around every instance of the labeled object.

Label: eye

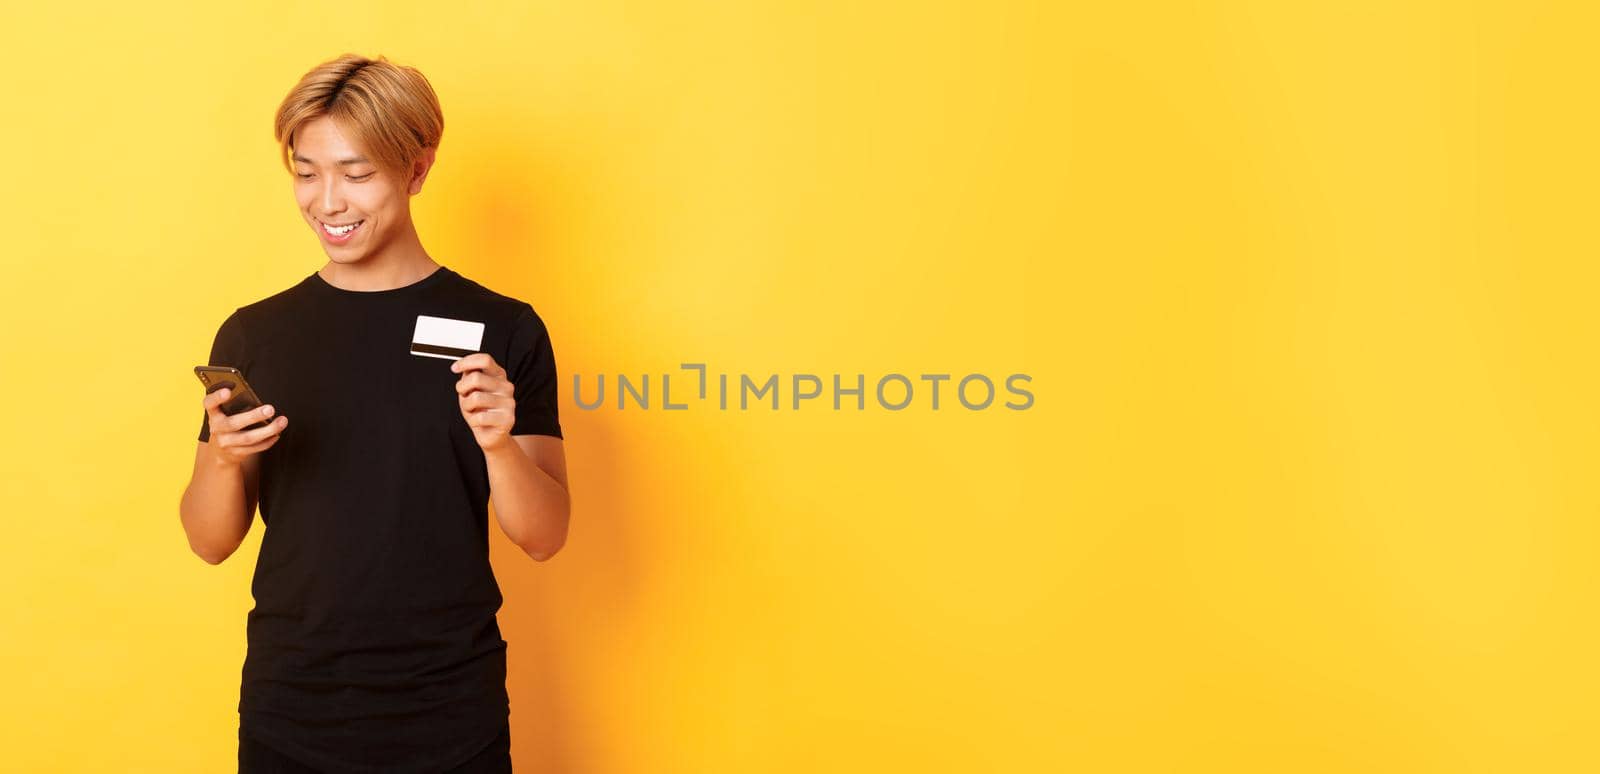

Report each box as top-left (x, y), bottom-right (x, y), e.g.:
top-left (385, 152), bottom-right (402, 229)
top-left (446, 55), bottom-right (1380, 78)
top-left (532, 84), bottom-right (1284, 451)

top-left (348, 172), bottom-right (374, 182)
top-left (296, 172), bottom-right (314, 180)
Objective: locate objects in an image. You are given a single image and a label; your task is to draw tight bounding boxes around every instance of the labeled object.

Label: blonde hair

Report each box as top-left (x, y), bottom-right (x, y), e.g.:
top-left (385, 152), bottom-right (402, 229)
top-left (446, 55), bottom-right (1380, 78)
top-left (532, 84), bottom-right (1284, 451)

top-left (273, 53), bottom-right (444, 177)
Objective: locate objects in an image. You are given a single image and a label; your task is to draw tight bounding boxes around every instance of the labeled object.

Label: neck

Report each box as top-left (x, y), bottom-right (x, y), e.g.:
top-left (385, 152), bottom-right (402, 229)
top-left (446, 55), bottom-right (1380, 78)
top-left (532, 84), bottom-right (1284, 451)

top-left (318, 219), bottom-right (439, 291)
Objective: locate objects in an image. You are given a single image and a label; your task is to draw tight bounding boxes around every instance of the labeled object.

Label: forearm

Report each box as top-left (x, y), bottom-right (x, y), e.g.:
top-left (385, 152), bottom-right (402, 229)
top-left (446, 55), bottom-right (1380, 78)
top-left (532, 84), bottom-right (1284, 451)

top-left (484, 442), bottom-right (570, 560)
top-left (178, 451), bottom-right (253, 564)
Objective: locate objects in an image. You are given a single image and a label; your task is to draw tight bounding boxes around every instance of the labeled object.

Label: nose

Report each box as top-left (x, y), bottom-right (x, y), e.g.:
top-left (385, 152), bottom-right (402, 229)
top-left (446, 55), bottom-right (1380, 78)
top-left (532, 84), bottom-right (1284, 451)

top-left (318, 177), bottom-right (346, 217)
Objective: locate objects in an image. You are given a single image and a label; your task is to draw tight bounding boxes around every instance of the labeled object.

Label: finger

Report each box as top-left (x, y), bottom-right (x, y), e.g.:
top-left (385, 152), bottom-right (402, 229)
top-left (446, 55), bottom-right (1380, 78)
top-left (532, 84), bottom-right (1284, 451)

top-left (449, 353), bottom-right (490, 374)
top-left (227, 403), bottom-right (277, 432)
top-left (230, 433), bottom-right (283, 456)
top-left (450, 354), bottom-right (505, 379)
top-left (203, 387), bottom-right (232, 420)
top-left (465, 408), bottom-right (510, 428)
top-left (455, 371), bottom-right (510, 397)
top-left (225, 414), bottom-right (287, 446)
top-left (461, 391), bottom-right (511, 412)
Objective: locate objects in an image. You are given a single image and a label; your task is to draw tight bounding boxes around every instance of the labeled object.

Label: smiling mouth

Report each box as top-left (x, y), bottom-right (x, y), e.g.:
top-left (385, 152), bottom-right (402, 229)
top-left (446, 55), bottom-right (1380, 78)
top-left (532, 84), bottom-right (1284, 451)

top-left (315, 217), bottom-right (363, 241)
top-left (320, 219), bottom-right (364, 238)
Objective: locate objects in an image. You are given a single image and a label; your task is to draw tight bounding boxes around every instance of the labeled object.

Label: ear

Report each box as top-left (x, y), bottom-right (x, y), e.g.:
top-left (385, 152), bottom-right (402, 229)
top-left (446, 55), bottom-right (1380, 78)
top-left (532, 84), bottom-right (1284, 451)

top-left (407, 146), bottom-right (438, 196)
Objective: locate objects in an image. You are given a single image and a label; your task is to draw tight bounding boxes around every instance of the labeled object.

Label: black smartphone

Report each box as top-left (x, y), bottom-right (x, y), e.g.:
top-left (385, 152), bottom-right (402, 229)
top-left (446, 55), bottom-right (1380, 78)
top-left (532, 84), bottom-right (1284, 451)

top-left (194, 366), bottom-right (270, 431)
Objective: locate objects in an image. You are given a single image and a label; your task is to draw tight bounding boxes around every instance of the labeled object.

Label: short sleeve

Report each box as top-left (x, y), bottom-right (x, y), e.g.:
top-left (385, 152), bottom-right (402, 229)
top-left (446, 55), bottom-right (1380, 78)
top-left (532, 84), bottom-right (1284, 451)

top-left (197, 309), bottom-right (247, 443)
top-left (506, 304), bottom-right (563, 439)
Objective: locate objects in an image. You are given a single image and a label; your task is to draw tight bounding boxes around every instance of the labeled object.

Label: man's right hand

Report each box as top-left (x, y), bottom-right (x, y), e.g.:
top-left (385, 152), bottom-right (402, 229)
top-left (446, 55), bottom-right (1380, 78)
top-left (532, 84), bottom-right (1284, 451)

top-left (204, 387), bottom-right (288, 466)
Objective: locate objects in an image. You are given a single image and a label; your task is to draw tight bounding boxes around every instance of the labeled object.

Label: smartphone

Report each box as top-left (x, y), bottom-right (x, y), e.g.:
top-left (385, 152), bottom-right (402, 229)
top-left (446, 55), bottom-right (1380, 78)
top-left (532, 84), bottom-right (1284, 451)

top-left (193, 366), bottom-right (270, 432)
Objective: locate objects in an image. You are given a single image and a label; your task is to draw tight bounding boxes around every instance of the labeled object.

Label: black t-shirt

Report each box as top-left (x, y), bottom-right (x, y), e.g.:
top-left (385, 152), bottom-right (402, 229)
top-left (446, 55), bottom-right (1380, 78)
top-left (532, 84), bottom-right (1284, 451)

top-left (196, 265), bottom-right (562, 773)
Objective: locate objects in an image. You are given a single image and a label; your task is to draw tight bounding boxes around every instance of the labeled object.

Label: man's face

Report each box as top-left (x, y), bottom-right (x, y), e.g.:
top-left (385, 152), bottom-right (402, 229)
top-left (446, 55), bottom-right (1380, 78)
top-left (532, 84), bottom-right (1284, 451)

top-left (290, 115), bottom-right (420, 263)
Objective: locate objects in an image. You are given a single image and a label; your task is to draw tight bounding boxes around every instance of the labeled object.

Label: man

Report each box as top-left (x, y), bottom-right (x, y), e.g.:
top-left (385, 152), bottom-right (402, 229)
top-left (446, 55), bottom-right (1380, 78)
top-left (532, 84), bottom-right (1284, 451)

top-left (177, 53), bottom-right (571, 773)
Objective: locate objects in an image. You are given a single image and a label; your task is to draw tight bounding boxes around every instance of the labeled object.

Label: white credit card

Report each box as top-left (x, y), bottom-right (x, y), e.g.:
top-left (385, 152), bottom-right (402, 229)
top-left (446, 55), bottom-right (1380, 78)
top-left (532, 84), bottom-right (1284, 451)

top-left (411, 315), bottom-right (485, 360)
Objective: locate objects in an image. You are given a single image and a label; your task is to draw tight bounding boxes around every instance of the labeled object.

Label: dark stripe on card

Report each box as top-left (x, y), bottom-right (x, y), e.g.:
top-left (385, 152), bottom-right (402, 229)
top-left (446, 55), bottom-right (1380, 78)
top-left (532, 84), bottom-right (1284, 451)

top-left (411, 343), bottom-right (476, 358)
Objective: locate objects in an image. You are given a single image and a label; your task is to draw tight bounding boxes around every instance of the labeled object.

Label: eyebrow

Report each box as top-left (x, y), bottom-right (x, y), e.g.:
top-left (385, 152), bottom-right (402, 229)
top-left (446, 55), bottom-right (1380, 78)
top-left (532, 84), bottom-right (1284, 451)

top-left (292, 154), bottom-right (372, 166)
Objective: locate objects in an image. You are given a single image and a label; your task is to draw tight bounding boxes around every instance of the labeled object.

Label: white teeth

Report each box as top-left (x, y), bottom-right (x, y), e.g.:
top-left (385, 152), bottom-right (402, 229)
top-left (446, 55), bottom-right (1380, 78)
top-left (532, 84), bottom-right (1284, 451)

top-left (322, 220), bottom-right (361, 236)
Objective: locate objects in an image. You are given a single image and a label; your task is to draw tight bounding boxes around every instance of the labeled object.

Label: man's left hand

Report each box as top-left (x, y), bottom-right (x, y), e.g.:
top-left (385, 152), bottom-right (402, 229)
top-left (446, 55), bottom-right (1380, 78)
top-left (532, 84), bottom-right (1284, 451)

top-left (451, 353), bottom-right (515, 453)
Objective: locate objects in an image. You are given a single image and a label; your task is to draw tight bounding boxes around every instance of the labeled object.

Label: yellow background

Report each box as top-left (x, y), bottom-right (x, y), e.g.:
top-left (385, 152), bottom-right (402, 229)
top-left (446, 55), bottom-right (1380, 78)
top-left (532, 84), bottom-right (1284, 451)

top-left (0, 1), bottom-right (1592, 772)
